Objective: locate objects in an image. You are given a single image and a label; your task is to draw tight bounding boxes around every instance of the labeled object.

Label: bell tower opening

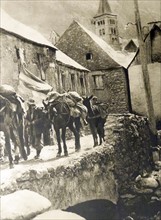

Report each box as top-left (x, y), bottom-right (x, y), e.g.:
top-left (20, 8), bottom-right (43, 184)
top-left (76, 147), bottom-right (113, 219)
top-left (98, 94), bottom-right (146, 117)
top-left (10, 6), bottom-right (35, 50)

top-left (92, 0), bottom-right (121, 50)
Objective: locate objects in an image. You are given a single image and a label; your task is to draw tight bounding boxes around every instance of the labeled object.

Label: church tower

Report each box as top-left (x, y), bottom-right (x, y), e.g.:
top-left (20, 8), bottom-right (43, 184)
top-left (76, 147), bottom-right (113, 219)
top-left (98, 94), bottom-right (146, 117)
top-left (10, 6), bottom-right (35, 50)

top-left (92, 0), bottom-right (120, 50)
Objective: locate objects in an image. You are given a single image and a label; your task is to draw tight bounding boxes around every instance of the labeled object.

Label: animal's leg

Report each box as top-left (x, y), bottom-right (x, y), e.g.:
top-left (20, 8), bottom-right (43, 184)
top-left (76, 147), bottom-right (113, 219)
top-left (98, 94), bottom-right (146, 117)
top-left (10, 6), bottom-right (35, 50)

top-left (34, 133), bottom-right (43, 159)
top-left (14, 147), bottom-right (20, 164)
top-left (55, 127), bottom-right (62, 157)
top-left (24, 128), bottom-right (30, 156)
top-left (18, 123), bottom-right (28, 160)
top-left (89, 124), bottom-right (98, 147)
top-left (10, 129), bottom-right (20, 164)
top-left (10, 128), bottom-right (27, 160)
top-left (97, 120), bottom-right (106, 145)
top-left (69, 122), bottom-right (80, 152)
top-left (4, 130), bottom-right (14, 168)
top-left (97, 126), bottom-right (102, 145)
top-left (62, 128), bottom-right (68, 156)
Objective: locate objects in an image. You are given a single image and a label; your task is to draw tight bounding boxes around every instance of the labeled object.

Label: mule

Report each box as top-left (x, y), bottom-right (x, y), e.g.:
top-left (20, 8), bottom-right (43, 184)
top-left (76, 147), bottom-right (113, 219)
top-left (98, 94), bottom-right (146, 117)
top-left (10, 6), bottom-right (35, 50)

top-left (83, 96), bottom-right (107, 147)
top-left (44, 100), bottom-right (81, 157)
top-left (0, 95), bottom-right (27, 168)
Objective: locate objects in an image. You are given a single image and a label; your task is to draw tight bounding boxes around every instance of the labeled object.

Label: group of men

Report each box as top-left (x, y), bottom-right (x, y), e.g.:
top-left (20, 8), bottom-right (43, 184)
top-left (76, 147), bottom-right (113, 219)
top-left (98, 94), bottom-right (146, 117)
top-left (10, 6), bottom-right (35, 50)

top-left (0, 83), bottom-right (108, 161)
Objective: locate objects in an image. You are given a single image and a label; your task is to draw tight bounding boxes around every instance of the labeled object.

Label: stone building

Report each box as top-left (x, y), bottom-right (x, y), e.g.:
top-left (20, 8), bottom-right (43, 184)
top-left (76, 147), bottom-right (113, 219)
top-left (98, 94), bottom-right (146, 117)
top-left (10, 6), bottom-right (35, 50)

top-left (128, 22), bottom-right (161, 126)
top-left (91, 0), bottom-right (121, 50)
top-left (55, 50), bottom-right (90, 96)
top-left (0, 9), bottom-right (90, 104)
top-left (56, 21), bottom-right (136, 113)
top-left (144, 22), bottom-right (161, 63)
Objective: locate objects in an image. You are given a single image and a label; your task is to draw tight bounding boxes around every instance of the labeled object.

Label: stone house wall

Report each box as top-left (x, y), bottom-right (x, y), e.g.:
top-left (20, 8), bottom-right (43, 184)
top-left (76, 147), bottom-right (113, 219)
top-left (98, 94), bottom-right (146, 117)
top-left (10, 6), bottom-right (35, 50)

top-left (55, 62), bottom-right (91, 96)
top-left (0, 30), bottom-right (56, 91)
top-left (90, 68), bottom-right (131, 113)
top-left (57, 21), bottom-right (131, 112)
top-left (56, 21), bottom-right (119, 71)
top-left (0, 29), bottom-right (90, 99)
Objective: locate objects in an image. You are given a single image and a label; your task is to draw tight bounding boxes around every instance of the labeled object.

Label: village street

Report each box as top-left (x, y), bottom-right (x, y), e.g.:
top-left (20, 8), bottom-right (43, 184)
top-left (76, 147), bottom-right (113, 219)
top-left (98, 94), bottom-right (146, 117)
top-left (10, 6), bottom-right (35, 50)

top-left (0, 134), bottom-right (94, 183)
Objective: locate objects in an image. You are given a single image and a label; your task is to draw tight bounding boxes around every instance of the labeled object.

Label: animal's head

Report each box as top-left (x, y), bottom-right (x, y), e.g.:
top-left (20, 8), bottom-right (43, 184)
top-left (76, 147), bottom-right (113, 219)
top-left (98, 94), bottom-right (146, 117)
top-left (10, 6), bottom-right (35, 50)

top-left (82, 95), bottom-right (93, 109)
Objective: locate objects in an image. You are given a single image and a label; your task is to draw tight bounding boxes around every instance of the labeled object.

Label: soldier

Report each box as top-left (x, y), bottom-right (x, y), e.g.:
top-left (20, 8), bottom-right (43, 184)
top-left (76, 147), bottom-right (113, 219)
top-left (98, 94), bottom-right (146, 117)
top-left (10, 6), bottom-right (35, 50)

top-left (25, 99), bottom-right (43, 159)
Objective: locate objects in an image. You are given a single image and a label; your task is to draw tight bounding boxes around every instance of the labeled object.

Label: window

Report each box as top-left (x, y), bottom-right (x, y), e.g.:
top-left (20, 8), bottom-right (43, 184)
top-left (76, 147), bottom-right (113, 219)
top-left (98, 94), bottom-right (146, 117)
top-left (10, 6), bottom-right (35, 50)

top-left (80, 77), bottom-right (84, 87)
top-left (99, 29), bottom-right (102, 36)
top-left (110, 27), bottom-right (116, 35)
top-left (71, 74), bottom-right (75, 90)
top-left (109, 19), bottom-right (115, 24)
top-left (86, 53), bottom-right (93, 60)
top-left (102, 29), bottom-right (105, 35)
top-left (37, 53), bottom-right (46, 81)
top-left (62, 74), bottom-right (66, 89)
top-left (92, 75), bottom-right (104, 89)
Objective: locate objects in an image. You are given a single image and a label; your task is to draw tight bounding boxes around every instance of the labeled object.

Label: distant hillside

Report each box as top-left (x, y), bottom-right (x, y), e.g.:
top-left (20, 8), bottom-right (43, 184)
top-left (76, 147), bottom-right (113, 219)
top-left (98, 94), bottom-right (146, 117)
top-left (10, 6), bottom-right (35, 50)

top-left (1, 0), bottom-right (160, 41)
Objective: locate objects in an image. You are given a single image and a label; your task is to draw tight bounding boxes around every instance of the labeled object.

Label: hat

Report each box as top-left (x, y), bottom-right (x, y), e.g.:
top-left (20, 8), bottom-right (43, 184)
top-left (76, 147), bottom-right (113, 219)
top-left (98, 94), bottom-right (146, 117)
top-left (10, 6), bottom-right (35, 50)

top-left (27, 98), bottom-right (35, 105)
top-left (92, 96), bottom-right (98, 100)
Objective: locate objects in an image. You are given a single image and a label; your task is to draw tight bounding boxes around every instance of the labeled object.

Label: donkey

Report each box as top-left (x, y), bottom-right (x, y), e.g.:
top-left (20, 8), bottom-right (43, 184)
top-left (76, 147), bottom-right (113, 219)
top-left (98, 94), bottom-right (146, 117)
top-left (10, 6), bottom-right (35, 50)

top-left (43, 100), bottom-right (81, 157)
top-left (0, 95), bottom-right (27, 168)
top-left (83, 96), bottom-right (107, 147)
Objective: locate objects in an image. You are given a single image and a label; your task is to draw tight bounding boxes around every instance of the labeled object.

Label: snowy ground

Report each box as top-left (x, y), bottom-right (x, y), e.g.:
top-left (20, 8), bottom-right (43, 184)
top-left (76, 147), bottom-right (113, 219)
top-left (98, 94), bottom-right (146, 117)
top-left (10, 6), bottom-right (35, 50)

top-left (0, 134), bottom-right (95, 184)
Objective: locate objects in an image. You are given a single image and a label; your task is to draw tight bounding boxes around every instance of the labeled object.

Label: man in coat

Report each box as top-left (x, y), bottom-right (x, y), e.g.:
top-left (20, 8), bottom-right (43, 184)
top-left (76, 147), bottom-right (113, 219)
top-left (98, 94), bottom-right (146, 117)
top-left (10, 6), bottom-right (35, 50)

top-left (25, 99), bottom-right (43, 159)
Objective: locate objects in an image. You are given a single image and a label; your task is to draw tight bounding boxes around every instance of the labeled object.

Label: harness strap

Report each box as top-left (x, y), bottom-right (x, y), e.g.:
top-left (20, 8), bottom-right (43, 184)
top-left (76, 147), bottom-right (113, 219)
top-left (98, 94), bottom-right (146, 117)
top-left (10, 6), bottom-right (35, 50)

top-left (87, 114), bottom-right (101, 119)
top-left (0, 105), bottom-right (6, 113)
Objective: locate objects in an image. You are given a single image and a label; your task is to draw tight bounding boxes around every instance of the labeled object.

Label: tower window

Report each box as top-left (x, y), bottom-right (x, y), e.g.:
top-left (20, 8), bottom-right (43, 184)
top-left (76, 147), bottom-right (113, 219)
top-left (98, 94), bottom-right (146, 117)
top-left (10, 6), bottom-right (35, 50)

top-left (99, 29), bottom-right (102, 36)
top-left (98, 21), bottom-right (100, 25)
top-left (86, 53), bottom-right (93, 60)
top-left (110, 27), bottom-right (116, 35)
top-left (109, 19), bottom-right (115, 24)
top-left (102, 29), bottom-right (105, 35)
top-left (103, 20), bottom-right (105, 24)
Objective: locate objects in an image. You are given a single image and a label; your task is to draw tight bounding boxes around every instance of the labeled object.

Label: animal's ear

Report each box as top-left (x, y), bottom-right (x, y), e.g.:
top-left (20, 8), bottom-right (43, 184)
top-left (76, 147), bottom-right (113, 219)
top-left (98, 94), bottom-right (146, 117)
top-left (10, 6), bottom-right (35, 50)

top-left (89, 95), bottom-right (93, 100)
top-left (42, 99), bottom-right (48, 107)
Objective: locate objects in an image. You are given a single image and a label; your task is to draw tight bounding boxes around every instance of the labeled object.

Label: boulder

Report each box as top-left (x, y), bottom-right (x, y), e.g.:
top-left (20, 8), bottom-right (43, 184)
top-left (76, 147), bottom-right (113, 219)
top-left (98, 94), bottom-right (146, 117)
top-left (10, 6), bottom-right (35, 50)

top-left (1, 190), bottom-right (51, 220)
top-left (138, 177), bottom-right (159, 189)
top-left (33, 210), bottom-right (85, 220)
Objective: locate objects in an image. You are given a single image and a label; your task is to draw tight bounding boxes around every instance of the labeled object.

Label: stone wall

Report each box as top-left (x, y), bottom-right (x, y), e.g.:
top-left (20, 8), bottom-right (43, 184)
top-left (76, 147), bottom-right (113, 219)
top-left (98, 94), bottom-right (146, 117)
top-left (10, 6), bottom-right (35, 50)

top-left (105, 114), bottom-right (153, 194)
top-left (0, 146), bottom-right (118, 209)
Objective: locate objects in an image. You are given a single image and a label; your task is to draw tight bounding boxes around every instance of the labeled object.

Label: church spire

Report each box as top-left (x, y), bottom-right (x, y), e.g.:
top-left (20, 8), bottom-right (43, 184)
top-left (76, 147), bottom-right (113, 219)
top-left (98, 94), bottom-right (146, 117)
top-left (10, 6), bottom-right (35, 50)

top-left (92, 0), bottom-right (121, 50)
top-left (96, 0), bottom-right (112, 17)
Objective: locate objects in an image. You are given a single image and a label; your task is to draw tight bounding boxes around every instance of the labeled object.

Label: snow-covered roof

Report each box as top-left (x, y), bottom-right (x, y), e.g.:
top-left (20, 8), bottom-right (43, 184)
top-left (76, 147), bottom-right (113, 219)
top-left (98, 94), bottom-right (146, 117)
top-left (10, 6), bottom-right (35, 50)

top-left (0, 9), bottom-right (57, 50)
top-left (56, 50), bottom-right (89, 71)
top-left (76, 21), bottom-right (136, 69)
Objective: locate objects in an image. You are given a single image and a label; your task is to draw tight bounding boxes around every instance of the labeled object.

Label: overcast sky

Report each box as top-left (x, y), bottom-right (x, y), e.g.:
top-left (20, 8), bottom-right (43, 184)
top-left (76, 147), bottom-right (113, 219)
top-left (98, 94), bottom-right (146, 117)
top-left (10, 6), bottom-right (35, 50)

top-left (1, 0), bottom-right (161, 39)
